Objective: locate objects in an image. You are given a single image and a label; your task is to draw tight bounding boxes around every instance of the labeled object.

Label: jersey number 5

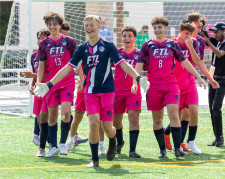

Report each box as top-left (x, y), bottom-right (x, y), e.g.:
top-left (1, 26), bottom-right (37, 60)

top-left (159, 60), bottom-right (163, 68)
top-left (55, 58), bottom-right (61, 66)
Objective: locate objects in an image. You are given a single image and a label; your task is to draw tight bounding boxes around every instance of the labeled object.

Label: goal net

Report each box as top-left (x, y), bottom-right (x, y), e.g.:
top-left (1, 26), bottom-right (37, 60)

top-left (1, 0), bottom-right (225, 116)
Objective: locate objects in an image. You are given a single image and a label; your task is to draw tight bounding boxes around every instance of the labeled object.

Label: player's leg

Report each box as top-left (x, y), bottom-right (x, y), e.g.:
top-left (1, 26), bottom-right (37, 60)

top-left (113, 114), bottom-right (124, 154)
top-left (99, 123), bottom-right (107, 155)
top-left (128, 110), bottom-right (141, 158)
top-left (32, 96), bottom-right (41, 146)
top-left (186, 104), bottom-right (201, 154)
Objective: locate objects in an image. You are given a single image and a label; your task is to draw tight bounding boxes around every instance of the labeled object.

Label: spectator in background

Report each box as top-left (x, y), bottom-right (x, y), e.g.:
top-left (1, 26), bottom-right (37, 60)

top-left (135, 25), bottom-right (149, 49)
top-left (98, 17), bottom-right (113, 42)
top-left (61, 21), bottom-right (71, 36)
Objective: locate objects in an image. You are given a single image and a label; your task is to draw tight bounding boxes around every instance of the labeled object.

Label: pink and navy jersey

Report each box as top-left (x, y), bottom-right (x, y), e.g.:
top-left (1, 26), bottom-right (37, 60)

top-left (31, 51), bottom-right (39, 73)
top-left (114, 48), bottom-right (141, 95)
top-left (196, 35), bottom-right (205, 60)
top-left (38, 35), bottom-right (76, 89)
top-left (173, 37), bottom-right (199, 90)
top-left (69, 38), bottom-right (124, 93)
top-left (137, 38), bottom-right (185, 86)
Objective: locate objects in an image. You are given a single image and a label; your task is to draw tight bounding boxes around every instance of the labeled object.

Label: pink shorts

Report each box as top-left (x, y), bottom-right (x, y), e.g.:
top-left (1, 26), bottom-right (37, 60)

top-left (114, 93), bottom-right (141, 114)
top-left (75, 92), bottom-right (86, 111)
top-left (84, 92), bottom-right (115, 121)
top-left (46, 86), bottom-right (74, 108)
top-left (179, 85), bottom-right (198, 111)
top-left (33, 96), bottom-right (48, 116)
top-left (146, 85), bottom-right (180, 111)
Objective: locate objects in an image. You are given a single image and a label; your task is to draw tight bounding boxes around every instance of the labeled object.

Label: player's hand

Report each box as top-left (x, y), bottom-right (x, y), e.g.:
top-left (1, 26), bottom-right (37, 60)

top-left (33, 82), bottom-right (49, 97)
top-left (77, 81), bottom-right (83, 92)
top-left (131, 84), bottom-right (138, 94)
top-left (197, 77), bottom-right (207, 89)
top-left (28, 86), bottom-right (35, 95)
top-left (185, 36), bottom-right (193, 49)
top-left (139, 76), bottom-right (150, 92)
top-left (210, 79), bottom-right (220, 89)
top-left (22, 70), bottom-right (34, 78)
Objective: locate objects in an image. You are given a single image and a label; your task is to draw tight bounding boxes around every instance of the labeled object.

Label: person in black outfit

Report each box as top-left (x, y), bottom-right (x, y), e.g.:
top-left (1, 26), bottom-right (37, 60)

top-left (203, 22), bottom-right (225, 147)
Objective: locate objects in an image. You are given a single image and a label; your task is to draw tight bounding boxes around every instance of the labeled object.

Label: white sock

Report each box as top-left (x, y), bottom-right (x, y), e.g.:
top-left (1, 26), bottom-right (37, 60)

top-left (99, 141), bottom-right (104, 146)
top-left (69, 136), bottom-right (75, 142)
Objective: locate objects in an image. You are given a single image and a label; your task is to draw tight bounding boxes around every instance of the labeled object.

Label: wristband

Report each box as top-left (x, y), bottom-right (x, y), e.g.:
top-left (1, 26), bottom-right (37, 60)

top-left (46, 81), bottom-right (53, 89)
top-left (136, 76), bottom-right (141, 83)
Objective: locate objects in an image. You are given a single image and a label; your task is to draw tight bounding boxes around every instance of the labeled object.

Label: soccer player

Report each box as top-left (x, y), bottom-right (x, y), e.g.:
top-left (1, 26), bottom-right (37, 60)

top-left (61, 21), bottom-right (70, 36)
top-left (34, 15), bottom-right (147, 167)
top-left (22, 29), bottom-right (50, 149)
top-left (132, 16), bottom-right (206, 158)
top-left (113, 26), bottom-right (141, 158)
top-left (164, 20), bottom-right (219, 154)
top-left (36, 12), bottom-right (77, 157)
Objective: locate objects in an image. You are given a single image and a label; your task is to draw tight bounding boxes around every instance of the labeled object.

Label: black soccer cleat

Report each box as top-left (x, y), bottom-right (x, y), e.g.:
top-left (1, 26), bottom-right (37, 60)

top-left (158, 149), bottom-right (167, 158)
top-left (116, 140), bottom-right (125, 154)
top-left (215, 137), bottom-right (224, 147)
top-left (174, 148), bottom-right (186, 158)
top-left (207, 139), bottom-right (216, 146)
top-left (107, 139), bottom-right (116, 161)
top-left (86, 160), bottom-right (99, 167)
top-left (129, 151), bottom-right (141, 158)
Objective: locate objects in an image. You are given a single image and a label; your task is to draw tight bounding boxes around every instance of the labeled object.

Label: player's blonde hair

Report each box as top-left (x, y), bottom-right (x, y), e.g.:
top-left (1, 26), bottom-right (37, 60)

top-left (43, 12), bottom-right (64, 26)
top-left (83, 15), bottom-right (101, 24)
top-left (151, 16), bottom-right (169, 26)
top-left (187, 10), bottom-right (201, 22)
top-left (179, 20), bottom-right (195, 33)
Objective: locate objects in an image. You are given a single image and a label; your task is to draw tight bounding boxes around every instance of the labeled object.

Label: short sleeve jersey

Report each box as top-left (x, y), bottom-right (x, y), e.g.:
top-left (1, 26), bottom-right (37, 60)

top-left (213, 40), bottom-right (225, 76)
top-left (69, 38), bottom-right (124, 93)
top-left (137, 38), bottom-right (185, 86)
top-left (173, 37), bottom-right (199, 90)
top-left (196, 35), bottom-right (205, 60)
top-left (38, 35), bottom-right (76, 89)
top-left (31, 51), bottom-right (39, 74)
top-left (114, 48), bottom-right (141, 95)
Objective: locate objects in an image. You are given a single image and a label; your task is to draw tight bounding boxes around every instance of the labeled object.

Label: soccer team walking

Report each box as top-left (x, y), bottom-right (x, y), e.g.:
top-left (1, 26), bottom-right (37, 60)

top-left (25, 10), bottom-right (225, 167)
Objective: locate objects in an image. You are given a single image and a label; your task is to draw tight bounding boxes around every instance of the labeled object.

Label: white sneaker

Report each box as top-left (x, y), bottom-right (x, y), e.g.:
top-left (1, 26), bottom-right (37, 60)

top-left (99, 145), bottom-right (107, 155)
top-left (186, 141), bottom-right (201, 154)
top-left (74, 135), bottom-right (88, 146)
top-left (36, 148), bottom-right (45, 157)
top-left (45, 147), bottom-right (59, 158)
top-left (66, 141), bottom-right (74, 153)
top-left (59, 143), bottom-right (68, 155)
top-left (33, 134), bottom-right (40, 146)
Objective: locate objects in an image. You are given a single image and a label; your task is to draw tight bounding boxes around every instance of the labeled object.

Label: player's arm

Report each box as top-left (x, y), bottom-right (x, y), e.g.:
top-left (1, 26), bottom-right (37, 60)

top-left (203, 35), bottom-right (225, 58)
top-left (119, 61), bottom-right (139, 80)
top-left (28, 77), bottom-right (36, 95)
top-left (185, 36), bottom-right (200, 65)
top-left (37, 61), bottom-right (45, 83)
top-left (76, 66), bottom-right (84, 92)
top-left (181, 59), bottom-right (206, 89)
top-left (22, 70), bottom-right (37, 79)
top-left (198, 61), bottom-right (219, 89)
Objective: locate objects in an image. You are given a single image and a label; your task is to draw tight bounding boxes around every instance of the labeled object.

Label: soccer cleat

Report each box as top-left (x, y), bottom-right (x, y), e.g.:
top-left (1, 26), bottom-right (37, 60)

top-left (158, 149), bottom-right (167, 158)
top-left (164, 134), bottom-right (172, 150)
top-left (66, 140), bottom-right (74, 153)
top-left (99, 145), bottom-right (107, 155)
top-left (32, 134), bottom-right (40, 146)
top-left (186, 141), bottom-right (201, 154)
top-left (45, 147), bottom-right (59, 158)
top-left (106, 140), bottom-right (116, 161)
top-left (207, 139), bottom-right (216, 146)
top-left (174, 147), bottom-right (186, 157)
top-left (74, 135), bottom-right (88, 146)
top-left (215, 137), bottom-right (224, 147)
top-left (129, 151), bottom-right (141, 158)
top-left (59, 143), bottom-right (68, 155)
top-left (36, 148), bottom-right (45, 157)
top-left (86, 160), bottom-right (99, 167)
top-left (116, 140), bottom-right (125, 154)
top-left (181, 143), bottom-right (192, 152)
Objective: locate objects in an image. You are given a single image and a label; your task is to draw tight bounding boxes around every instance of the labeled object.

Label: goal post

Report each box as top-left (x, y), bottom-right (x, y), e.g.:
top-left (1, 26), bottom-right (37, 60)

top-left (1, 0), bottom-right (225, 116)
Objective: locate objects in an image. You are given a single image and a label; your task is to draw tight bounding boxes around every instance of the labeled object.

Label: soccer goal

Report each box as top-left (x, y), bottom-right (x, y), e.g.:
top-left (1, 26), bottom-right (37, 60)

top-left (1, 0), bottom-right (225, 116)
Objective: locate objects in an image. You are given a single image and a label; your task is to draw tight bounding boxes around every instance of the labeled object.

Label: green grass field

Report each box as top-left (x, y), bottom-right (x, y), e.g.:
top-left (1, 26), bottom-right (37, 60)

top-left (0, 109), bottom-right (225, 178)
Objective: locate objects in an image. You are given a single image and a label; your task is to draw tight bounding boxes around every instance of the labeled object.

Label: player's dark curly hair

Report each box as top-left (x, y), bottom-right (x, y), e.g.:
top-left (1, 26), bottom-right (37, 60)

top-left (179, 20), bottom-right (196, 33)
top-left (121, 26), bottom-right (137, 37)
top-left (187, 10), bottom-right (201, 22)
top-left (36, 29), bottom-right (50, 39)
top-left (43, 12), bottom-right (64, 26)
top-left (151, 16), bottom-right (169, 26)
top-left (61, 21), bottom-right (71, 31)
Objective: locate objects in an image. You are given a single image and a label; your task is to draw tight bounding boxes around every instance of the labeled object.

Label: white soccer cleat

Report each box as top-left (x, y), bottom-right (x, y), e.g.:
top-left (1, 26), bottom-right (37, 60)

top-left (99, 145), bottom-right (107, 155)
top-left (59, 143), bottom-right (68, 155)
top-left (66, 141), bottom-right (74, 153)
top-left (33, 134), bottom-right (40, 146)
top-left (45, 147), bottom-right (59, 158)
top-left (74, 135), bottom-right (88, 146)
top-left (186, 141), bottom-right (202, 154)
top-left (36, 148), bottom-right (45, 157)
